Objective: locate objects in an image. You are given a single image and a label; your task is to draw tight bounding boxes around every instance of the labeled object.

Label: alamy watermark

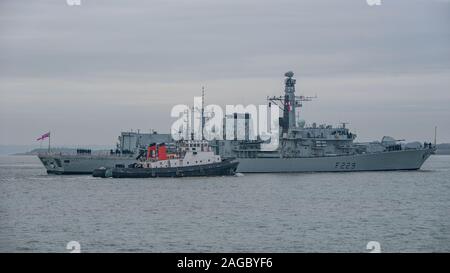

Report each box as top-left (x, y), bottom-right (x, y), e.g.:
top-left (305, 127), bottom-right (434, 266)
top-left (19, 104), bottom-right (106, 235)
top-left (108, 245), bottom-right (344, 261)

top-left (366, 0), bottom-right (382, 6)
top-left (170, 97), bottom-right (280, 150)
top-left (66, 241), bottom-right (81, 253)
top-left (66, 0), bottom-right (81, 6)
top-left (366, 241), bottom-right (382, 253)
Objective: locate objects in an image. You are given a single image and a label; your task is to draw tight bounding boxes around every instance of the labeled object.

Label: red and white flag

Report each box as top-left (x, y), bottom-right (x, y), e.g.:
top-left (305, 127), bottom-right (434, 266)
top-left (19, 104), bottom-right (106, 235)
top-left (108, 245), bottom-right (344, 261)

top-left (37, 132), bottom-right (50, 141)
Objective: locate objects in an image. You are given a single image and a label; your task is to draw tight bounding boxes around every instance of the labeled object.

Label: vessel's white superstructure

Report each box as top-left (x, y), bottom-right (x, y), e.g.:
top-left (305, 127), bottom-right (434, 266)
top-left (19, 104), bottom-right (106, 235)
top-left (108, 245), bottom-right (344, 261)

top-left (139, 140), bottom-right (221, 169)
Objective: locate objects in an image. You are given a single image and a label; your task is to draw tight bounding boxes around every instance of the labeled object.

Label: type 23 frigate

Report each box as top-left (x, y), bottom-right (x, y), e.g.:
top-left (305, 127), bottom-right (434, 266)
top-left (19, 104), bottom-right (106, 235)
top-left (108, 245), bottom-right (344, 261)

top-left (211, 71), bottom-right (435, 172)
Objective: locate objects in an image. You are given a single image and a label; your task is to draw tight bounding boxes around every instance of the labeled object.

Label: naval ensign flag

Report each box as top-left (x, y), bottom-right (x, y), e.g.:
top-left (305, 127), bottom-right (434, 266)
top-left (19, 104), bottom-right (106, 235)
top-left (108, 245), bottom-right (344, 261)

top-left (37, 132), bottom-right (51, 152)
top-left (36, 132), bottom-right (50, 141)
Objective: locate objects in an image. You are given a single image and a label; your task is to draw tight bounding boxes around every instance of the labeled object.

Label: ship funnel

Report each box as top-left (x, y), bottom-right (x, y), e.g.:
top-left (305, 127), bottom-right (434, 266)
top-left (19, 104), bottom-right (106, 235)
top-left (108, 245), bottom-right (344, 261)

top-left (157, 143), bottom-right (167, 160)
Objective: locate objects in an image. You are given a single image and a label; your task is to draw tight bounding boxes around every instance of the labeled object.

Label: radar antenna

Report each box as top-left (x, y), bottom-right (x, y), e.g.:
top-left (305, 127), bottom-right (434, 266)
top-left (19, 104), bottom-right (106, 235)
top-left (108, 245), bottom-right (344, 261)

top-left (267, 71), bottom-right (316, 134)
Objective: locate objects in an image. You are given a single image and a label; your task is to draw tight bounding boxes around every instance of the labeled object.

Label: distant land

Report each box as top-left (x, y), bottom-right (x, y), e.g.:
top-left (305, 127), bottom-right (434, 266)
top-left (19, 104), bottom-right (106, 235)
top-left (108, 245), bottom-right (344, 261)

top-left (435, 143), bottom-right (450, 155)
top-left (1, 143), bottom-right (450, 156)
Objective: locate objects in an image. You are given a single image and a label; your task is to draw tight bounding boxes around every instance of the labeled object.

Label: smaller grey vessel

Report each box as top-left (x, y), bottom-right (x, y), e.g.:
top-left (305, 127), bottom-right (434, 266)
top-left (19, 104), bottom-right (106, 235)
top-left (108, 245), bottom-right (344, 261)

top-left (38, 131), bottom-right (173, 174)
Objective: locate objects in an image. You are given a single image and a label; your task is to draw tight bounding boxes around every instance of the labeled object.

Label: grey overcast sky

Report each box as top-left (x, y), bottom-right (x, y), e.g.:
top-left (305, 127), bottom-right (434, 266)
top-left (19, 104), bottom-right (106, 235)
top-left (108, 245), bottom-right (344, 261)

top-left (0, 0), bottom-right (449, 146)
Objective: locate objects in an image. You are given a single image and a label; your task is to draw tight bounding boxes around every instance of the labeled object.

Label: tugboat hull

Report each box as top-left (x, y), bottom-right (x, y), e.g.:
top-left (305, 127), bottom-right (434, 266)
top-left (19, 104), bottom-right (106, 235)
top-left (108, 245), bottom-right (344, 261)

top-left (107, 160), bottom-right (239, 178)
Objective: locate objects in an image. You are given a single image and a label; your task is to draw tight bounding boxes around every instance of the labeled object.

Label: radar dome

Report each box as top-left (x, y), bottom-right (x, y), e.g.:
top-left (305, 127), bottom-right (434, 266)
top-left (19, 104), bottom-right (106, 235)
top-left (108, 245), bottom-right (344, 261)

top-left (284, 71), bottom-right (294, 78)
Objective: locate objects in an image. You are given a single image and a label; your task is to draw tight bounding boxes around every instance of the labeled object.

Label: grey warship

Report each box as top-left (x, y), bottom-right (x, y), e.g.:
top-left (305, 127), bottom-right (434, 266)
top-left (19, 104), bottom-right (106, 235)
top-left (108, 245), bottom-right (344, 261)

top-left (212, 71), bottom-right (435, 172)
top-left (38, 71), bottom-right (435, 174)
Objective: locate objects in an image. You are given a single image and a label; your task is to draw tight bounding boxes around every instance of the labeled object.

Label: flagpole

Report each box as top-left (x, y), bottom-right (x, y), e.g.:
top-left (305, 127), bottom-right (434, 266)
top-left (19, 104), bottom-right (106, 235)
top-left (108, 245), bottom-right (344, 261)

top-left (48, 131), bottom-right (51, 154)
top-left (434, 126), bottom-right (437, 146)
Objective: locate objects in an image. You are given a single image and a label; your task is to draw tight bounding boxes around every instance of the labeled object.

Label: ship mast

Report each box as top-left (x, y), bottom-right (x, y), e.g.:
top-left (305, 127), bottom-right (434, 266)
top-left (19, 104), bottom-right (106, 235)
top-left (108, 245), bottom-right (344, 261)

top-left (267, 71), bottom-right (315, 135)
top-left (191, 106), bottom-right (195, 140)
top-left (201, 86), bottom-right (205, 140)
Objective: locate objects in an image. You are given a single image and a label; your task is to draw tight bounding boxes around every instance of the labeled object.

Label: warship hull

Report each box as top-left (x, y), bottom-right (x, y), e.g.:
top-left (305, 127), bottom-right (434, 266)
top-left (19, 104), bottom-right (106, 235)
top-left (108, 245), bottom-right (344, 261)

top-left (235, 148), bottom-right (434, 173)
top-left (37, 154), bottom-right (136, 174)
top-left (38, 148), bottom-right (433, 174)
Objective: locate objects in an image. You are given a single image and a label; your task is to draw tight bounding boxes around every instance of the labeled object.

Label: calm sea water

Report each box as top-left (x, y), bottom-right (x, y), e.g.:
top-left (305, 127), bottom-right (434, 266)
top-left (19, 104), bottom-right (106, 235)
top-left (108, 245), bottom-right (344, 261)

top-left (0, 155), bottom-right (449, 253)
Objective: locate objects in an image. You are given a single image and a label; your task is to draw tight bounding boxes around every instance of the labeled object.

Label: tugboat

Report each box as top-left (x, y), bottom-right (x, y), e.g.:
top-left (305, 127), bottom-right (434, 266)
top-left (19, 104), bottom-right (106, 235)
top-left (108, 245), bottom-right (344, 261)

top-left (93, 140), bottom-right (239, 178)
